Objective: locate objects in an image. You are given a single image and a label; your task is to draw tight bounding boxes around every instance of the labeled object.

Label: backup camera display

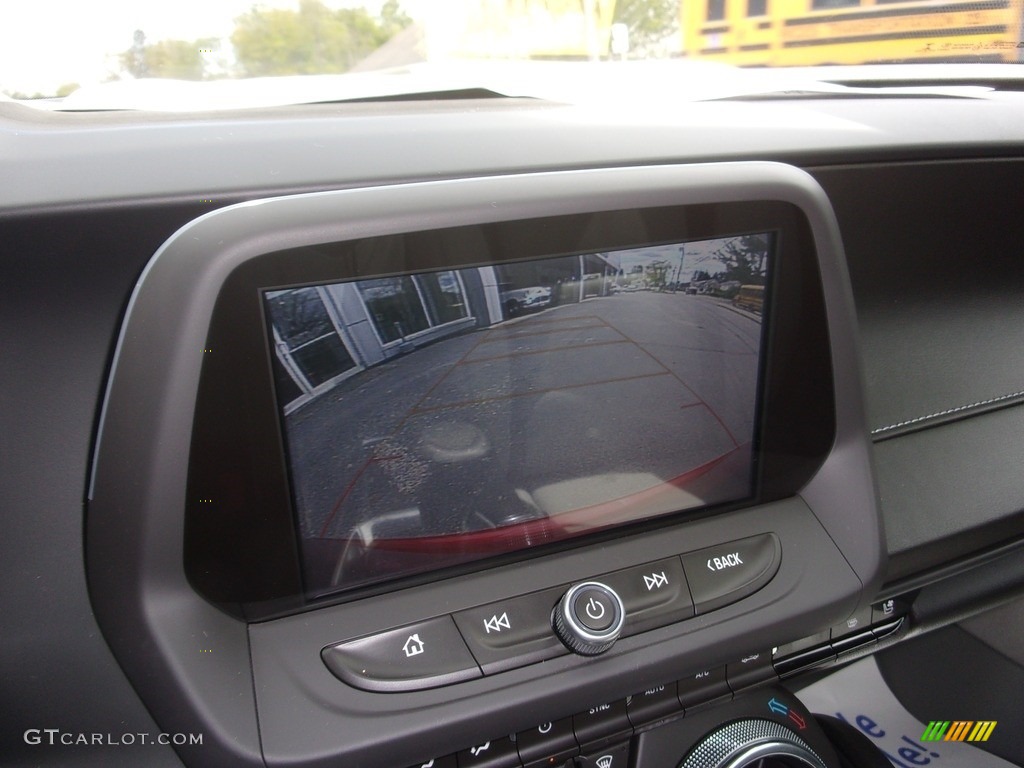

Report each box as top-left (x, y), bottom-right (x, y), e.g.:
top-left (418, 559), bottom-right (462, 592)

top-left (264, 235), bottom-right (770, 595)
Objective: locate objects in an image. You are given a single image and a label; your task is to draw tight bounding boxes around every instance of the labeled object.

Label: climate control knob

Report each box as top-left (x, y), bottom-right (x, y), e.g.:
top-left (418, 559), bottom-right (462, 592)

top-left (553, 582), bottom-right (625, 656)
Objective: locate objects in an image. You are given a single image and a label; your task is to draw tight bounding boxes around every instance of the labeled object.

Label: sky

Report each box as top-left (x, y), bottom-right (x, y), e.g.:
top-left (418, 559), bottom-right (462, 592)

top-left (0, 0), bottom-right (428, 95)
top-left (611, 238), bottom-right (752, 284)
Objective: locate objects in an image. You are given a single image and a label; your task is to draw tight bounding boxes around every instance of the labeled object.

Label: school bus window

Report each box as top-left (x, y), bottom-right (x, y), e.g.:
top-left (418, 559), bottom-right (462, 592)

top-left (810, 0), bottom-right (860, 9)
top-left (682, 0), bottom-right (1024, 64)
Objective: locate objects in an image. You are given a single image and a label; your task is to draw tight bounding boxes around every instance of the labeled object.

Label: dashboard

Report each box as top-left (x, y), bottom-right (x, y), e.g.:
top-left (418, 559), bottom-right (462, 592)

top-left (3, 86), bottom-right (1024, 768)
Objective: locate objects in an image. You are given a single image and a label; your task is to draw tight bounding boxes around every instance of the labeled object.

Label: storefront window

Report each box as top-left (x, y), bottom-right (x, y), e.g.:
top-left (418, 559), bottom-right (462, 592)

top-left (266, 287), bottom-right (356, 389)
top-left (358, 272), bottom-right (468, 344)
top-left (419, 270), bottom-right (468, 326)
top-left (358, 276), bottom-right (431, 343)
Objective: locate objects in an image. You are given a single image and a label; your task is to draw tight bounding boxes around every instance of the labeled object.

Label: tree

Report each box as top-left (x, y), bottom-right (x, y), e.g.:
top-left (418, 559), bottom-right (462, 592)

top-left (4, 83), bottom-right (79, 99)
top-left (120, 31), bottom-right (217, 80)
top-left (705, 234), bottom-right (770, 285)
top-left (612, 0), bottom-right (680, 55)
top-left (380, 0), bottom-right (412, 37)
top-left (232, 0), bottom-right (392, 77)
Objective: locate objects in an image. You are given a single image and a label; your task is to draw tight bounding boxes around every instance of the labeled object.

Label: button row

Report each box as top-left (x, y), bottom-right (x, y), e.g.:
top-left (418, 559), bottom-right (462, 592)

top-left (454, 555), bottom-right (697, 673)
top-left (407, 650), bottom-right (778, 768)
top-left (324, 534), bottom-right (782, 692)
top-left (772, 597), bottom-right (909, 676)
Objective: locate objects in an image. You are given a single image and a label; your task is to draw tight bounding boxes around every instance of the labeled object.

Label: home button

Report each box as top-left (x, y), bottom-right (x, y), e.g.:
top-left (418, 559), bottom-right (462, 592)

top-left (322, 616), bottom-right (482, 692)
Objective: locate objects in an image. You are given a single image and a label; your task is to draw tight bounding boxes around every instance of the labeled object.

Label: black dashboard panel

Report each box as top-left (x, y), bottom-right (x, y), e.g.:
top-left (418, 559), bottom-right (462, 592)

top-left (815, 159), bottom-right (1024, 440)
top-left (3, 92), bottom-right (1024, 768)
top-left (85, 163), bottom-right (878, 768)
top-left (814, 160), bottom-right (1024, 579)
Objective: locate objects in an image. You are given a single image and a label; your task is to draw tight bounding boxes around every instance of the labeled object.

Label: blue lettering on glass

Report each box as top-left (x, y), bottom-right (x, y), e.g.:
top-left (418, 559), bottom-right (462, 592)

top-left (856, 714), bottom-right (886, 738)
top-left (901, 736), bottom-right (941, 760)
top-left (828, 711), bottom-right (941, 768)
top-left (898, 745), bottom-right (934, 765)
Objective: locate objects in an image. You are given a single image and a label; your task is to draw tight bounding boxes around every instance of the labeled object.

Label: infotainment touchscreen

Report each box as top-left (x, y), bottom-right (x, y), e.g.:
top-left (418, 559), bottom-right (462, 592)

top-left (263, 235), bottom-right (771, 596)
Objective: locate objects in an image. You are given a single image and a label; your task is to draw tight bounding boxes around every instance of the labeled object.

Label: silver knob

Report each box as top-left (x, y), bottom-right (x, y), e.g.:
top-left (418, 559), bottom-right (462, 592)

top-left (679, 719), bottom-right (828, 768)
top-left (553, 581), bottom-right (625, 656)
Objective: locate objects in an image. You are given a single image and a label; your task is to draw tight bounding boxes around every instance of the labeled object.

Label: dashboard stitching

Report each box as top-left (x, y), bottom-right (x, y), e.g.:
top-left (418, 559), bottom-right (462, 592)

top-left (872, 389), bottom-right (1024, 435)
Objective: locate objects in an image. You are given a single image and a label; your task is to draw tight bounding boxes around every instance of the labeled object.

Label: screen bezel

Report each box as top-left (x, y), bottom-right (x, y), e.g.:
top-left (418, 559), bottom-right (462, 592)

top-left (184, 200), bottom-right (834, 620)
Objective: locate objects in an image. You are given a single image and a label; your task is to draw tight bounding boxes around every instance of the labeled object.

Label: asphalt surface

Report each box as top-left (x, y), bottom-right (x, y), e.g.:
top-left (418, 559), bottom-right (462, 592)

top-left (283, 292), bottom-right (763, 544)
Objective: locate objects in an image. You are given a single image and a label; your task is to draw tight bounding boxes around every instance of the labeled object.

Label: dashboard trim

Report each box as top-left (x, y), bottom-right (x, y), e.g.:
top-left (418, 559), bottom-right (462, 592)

top-left (85, 161), bottom-right (881, 768)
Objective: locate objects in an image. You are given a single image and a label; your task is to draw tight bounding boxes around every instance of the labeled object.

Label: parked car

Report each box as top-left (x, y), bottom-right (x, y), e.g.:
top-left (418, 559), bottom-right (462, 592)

top-left (501, 285), bottom-right (552, 316)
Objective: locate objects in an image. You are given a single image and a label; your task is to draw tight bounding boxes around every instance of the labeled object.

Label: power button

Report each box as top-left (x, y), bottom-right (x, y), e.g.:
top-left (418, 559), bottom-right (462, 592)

top-left (575, 587), bottom-right (616, 632)
top-left (553, 582), bottom-right (625, 656)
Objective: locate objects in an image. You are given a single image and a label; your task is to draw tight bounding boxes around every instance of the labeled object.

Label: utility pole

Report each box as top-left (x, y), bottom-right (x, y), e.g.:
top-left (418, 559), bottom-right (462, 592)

top-left (672, 245), bottom-right (685, 292)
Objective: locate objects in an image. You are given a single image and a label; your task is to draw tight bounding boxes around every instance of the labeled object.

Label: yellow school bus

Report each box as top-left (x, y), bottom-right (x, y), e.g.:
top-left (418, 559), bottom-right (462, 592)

top-left (682, 0), bottom-right (1024, 66)
top-left (733, 284), bottom-right (765, 313)
top-left (428, 0), bottom-right (1022, 65)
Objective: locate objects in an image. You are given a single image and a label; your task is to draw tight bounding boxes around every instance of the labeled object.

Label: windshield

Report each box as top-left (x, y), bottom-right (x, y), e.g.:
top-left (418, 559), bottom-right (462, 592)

top-left (2, 0), bottom-right (1022, 106)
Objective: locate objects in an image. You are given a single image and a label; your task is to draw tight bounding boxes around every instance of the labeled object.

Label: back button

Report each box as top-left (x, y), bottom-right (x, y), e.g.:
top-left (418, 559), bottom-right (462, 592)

top-left (681, 534), bottom-right (780, 614)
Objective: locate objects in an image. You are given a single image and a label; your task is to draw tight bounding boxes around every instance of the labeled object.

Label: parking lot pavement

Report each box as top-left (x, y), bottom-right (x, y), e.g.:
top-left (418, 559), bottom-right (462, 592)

top-left (284, 292), bottom-right (763, 539)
